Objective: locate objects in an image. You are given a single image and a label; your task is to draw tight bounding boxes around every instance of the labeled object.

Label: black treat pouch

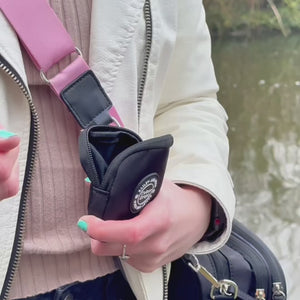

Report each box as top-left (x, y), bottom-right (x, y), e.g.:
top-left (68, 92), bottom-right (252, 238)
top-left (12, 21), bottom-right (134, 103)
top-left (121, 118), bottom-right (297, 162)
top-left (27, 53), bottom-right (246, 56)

top-left (79, 125), bottom-right (173, 220)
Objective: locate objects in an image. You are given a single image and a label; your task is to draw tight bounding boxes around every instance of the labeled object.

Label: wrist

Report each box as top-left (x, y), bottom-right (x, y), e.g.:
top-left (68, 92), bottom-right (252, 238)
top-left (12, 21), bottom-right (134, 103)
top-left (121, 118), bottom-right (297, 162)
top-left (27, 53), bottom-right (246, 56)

top-left (179, 184), bottom-right (212, 237)
top-left (178, 184), bottom-right (226, 242)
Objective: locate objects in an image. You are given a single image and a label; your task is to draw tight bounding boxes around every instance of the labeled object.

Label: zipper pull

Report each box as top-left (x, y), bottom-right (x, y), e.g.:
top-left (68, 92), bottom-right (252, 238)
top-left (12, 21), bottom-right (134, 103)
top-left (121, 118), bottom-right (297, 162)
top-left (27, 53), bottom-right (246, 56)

top-left (255, 289), bottom-right (266, 300)
top-left (272, 282), bottom-right (286, 300)
top-left (186, 254), bottom-right (238, 299)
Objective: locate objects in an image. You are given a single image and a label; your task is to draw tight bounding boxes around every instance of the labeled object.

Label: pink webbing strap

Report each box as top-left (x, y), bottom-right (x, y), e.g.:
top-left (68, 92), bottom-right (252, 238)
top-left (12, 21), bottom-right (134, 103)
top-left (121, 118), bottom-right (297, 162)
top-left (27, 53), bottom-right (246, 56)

top-left (0, 0), bottom-right (75, 73)
top-left (0, 0), bottom-right (123, 128)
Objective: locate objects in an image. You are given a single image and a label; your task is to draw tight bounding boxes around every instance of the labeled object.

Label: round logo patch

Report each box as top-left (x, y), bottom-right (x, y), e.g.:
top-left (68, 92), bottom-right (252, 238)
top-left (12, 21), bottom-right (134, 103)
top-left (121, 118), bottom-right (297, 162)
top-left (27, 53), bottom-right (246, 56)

top-left (130, 173), bottom-right (159, 213)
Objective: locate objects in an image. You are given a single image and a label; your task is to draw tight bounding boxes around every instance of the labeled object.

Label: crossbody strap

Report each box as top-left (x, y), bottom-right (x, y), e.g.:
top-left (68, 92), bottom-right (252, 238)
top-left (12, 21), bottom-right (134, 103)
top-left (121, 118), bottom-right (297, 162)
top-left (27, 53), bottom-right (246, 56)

top-left (0, 0), bottom-right (123, 128)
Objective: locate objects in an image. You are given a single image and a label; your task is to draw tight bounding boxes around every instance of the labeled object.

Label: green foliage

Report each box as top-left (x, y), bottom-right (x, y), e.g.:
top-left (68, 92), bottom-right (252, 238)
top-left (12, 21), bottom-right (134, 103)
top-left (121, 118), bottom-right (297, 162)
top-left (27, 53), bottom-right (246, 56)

top-left (280, 0), bottom-right (300, 28)
top-left (203, 0), bottom-right (300, 38)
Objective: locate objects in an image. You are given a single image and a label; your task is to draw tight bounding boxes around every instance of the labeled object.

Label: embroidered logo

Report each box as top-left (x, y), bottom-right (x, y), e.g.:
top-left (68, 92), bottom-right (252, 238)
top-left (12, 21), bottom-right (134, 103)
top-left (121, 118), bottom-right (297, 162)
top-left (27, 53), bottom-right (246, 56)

top-left (131, 173), bottom-right (159, 213)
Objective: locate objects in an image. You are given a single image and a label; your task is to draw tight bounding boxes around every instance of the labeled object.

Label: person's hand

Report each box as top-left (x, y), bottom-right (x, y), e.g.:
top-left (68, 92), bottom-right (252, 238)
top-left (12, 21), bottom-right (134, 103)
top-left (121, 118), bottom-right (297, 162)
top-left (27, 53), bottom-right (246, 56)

top-left (0, 128), bottom-right (20, 200)
top-left (78, 179), bottom-right (212, 272)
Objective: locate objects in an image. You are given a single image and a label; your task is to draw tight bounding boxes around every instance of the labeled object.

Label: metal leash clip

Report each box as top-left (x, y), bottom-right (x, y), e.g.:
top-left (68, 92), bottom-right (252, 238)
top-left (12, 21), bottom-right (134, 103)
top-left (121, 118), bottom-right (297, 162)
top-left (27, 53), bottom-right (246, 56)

top-left (187, 254), bottom-right (239, 299)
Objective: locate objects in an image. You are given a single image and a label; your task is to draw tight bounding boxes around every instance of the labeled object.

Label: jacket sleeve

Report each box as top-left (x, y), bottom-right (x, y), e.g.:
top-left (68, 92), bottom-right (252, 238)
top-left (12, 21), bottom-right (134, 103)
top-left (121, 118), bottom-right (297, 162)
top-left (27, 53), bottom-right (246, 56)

top-left (154, 0), bottom-right (235, 253)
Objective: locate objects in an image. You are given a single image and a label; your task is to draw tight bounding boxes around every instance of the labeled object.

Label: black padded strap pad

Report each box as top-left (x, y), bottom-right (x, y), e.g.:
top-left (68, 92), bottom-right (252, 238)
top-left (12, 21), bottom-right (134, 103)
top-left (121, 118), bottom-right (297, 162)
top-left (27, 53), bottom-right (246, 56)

top-left (60, 70), bottom-right (113, 128)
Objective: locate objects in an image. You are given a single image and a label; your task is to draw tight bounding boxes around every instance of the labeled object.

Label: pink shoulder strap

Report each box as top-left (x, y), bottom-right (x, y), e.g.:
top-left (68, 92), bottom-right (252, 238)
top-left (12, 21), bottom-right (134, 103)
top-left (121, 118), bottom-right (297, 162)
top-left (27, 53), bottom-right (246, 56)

top-left (0, 0), bottom-right (123, 128)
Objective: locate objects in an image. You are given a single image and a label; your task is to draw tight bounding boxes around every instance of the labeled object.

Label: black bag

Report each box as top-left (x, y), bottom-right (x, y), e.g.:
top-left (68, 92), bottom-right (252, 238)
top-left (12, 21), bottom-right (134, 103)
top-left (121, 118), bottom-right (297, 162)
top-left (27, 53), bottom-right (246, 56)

top-left (168, 219), bottom-right (287, 300)
top-left (79, 125), bottom-right (173, 220)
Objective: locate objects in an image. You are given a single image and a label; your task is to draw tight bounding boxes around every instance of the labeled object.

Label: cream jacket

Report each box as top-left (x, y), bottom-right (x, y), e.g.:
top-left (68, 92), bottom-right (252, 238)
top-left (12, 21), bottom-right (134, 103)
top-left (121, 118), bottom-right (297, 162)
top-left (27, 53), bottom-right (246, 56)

top-left (0, 0), bottom-right (235, 299)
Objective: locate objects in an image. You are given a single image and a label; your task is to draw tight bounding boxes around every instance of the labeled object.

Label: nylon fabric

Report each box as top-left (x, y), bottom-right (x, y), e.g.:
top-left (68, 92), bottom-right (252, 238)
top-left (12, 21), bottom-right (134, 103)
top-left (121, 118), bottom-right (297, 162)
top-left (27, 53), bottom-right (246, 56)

top-left (0, 0), bottom-right (75, 72)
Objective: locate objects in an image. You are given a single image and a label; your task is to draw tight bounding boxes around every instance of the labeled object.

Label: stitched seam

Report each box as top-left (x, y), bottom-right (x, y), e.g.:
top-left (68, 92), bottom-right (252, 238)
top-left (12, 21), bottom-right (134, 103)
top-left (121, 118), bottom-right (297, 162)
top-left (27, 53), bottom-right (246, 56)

top-left (91, 1), bottom-right (144, 95)
top-left (91, 186), bottom-right (111, 218)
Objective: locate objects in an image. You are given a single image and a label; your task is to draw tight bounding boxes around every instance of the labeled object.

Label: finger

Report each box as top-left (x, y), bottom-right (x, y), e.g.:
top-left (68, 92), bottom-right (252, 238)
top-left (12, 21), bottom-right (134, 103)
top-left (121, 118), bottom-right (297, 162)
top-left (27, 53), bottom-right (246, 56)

top-left (0, 159), bottom-right (19, 200)
top-left (0, 135), bottom-right (20, 152)
top-left (0, 146), bottom-right (19, 181)
top-left (78, 215), bottom-right (143, 244)
top-left (84, 177), bottom-right (91, 185)
top-left (78, 201), bottom-right (167, 245)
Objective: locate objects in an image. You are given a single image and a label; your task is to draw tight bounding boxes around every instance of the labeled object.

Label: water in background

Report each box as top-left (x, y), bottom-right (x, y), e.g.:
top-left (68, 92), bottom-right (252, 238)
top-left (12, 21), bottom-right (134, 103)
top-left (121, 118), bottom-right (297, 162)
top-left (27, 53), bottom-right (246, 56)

top-left (212, 35), bottom-right (300, 299)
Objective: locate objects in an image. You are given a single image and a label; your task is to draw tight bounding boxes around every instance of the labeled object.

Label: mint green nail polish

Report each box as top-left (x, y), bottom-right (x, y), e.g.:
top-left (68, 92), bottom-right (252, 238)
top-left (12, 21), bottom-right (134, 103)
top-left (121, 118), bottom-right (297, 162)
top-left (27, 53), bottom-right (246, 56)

top-left (77, 220), bottom-right (88, 232)
top-left (0, 130), bottom-right (16, 139)
top-left (85, 177), bottom-right (91, 183)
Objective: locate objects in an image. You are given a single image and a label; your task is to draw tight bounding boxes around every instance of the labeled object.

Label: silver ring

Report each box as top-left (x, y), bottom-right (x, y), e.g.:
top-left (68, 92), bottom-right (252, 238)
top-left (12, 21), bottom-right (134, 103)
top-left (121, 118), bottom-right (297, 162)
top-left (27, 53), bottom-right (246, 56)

top-left (119, 244), bottom-right (130, 261)
top-left (110, 116), bottom-right (121, 127)
top-left (40, 47), bottom-right (82, 84)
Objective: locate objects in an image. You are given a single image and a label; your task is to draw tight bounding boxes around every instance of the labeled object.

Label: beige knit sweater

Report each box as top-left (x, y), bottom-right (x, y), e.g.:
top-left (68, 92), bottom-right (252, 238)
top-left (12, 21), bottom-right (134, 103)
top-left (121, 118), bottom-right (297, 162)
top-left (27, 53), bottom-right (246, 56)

top-left (10, 1), bottom-right (116, 298)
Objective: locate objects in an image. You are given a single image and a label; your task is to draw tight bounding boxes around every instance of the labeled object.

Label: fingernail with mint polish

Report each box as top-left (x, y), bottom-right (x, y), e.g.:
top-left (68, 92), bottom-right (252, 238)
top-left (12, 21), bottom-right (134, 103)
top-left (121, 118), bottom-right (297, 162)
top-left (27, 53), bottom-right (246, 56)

top-left (0, 130), bottom-right (16, 139)
top-left (77, 220), bottom-right (88, 232)
top-left (85, 177), bottom-right (91, 183)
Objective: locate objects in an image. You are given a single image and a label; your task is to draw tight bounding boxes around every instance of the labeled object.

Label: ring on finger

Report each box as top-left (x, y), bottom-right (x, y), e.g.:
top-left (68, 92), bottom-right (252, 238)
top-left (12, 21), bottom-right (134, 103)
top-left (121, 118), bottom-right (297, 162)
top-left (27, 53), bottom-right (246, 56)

top-left (119, 244), bottom-right (130, 261)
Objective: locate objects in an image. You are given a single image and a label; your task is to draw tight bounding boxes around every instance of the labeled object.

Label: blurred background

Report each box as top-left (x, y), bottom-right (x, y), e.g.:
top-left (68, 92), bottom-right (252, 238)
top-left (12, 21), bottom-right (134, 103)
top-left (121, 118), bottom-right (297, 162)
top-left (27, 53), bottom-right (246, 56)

top-left (203, 0), bottom-right (300, 298)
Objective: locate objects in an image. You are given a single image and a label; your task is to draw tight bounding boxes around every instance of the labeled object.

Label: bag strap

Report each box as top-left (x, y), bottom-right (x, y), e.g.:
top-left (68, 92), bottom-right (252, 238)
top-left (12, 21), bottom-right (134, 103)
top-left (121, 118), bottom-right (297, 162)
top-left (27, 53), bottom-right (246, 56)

top-left (0, 0), bottom-right (123, 128)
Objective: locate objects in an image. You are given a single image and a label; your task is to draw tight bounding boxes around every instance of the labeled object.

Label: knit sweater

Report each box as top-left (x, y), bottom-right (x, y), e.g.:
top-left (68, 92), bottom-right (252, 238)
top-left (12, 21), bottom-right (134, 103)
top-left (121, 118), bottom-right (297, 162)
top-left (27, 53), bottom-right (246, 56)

top-left (10, 1), bottom-right (116, 298)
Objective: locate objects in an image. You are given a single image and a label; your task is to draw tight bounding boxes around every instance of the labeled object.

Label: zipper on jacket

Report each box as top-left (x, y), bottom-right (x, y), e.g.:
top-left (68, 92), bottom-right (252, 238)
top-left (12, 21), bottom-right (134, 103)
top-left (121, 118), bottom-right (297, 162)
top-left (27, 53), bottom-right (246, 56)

top-left (0, 55), bottom-right (39, 300)
top-left (138, 3), bottom-right (169, 298)
top-left (162, 264), bottom-right (168, 300)
top-left (137, 0), bottom-right (153, 125)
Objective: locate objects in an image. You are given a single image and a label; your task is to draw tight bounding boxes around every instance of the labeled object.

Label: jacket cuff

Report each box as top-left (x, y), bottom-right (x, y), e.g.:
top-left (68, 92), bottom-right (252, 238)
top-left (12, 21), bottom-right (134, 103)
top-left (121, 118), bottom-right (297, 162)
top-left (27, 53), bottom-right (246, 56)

top-left (200, 197), bottom-right (226, 242)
